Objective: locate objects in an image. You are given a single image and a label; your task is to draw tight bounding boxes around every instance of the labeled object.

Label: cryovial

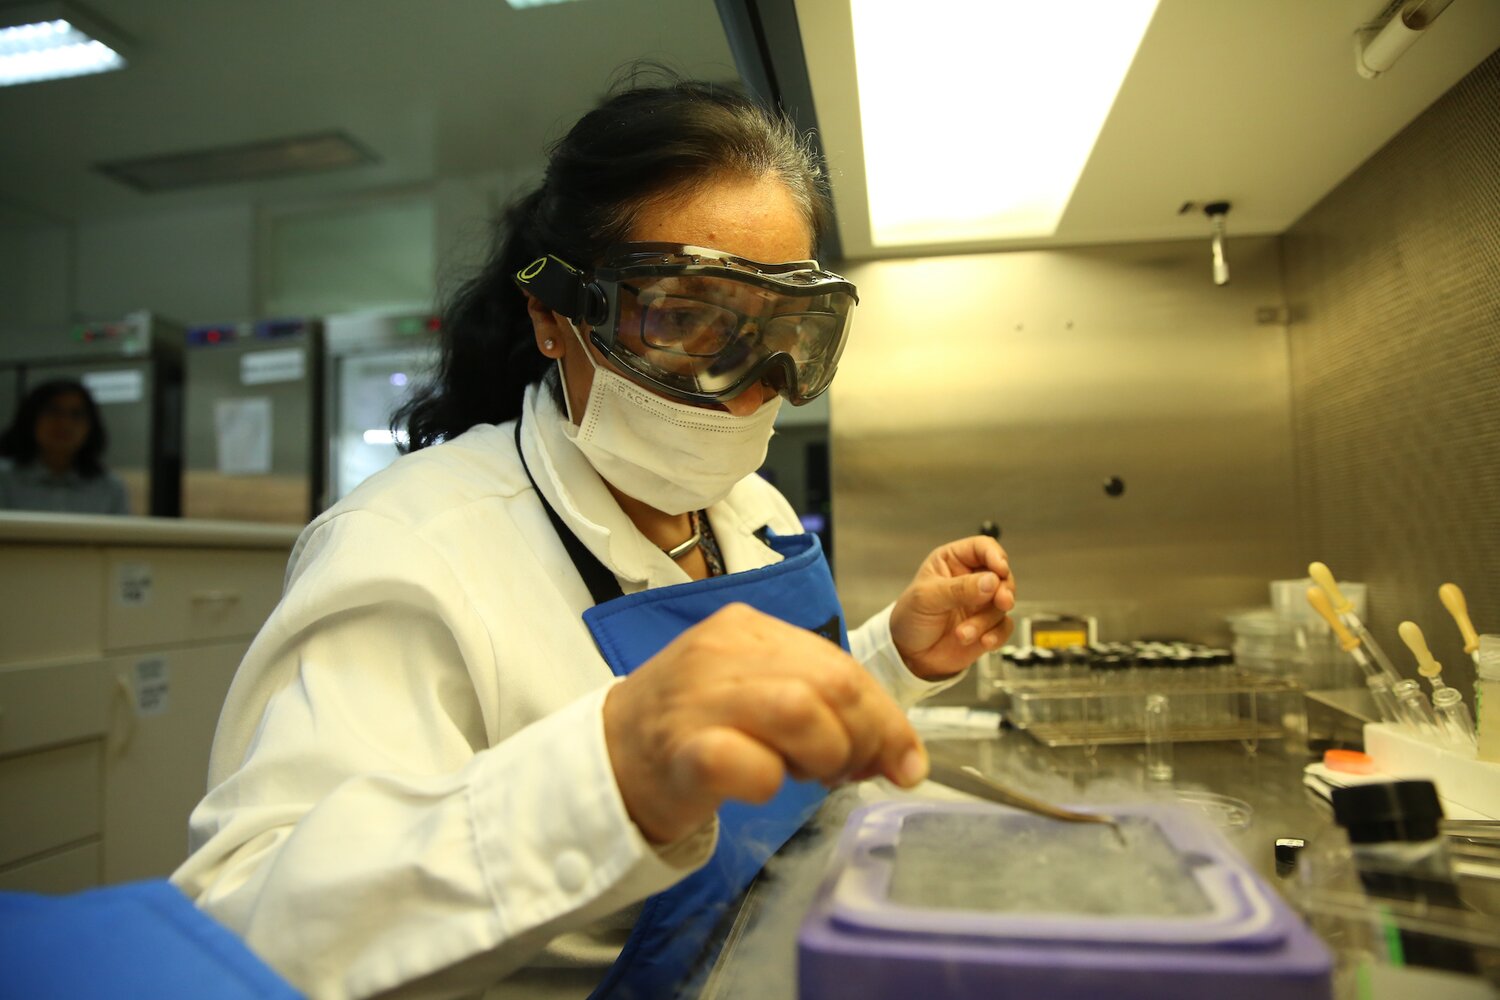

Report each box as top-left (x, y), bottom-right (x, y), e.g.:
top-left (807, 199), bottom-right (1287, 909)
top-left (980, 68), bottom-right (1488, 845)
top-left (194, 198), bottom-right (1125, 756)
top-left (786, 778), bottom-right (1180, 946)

top-left (1144, 693), bottom-right (1173, 781)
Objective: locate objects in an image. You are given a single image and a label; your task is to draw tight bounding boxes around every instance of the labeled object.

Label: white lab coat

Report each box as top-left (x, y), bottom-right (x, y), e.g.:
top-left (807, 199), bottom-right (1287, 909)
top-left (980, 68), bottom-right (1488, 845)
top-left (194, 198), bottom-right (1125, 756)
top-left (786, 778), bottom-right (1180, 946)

top-left (173, 383), bottom-right (953, 1000)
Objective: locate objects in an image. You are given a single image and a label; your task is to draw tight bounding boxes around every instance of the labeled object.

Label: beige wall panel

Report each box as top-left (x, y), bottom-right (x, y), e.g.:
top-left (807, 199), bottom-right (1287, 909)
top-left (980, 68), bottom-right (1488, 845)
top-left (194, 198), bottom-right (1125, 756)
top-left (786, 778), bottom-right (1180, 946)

top-left (832, 237), bottom-right (1298, 642)
top-left (182, 472), bottom-right (311, 526)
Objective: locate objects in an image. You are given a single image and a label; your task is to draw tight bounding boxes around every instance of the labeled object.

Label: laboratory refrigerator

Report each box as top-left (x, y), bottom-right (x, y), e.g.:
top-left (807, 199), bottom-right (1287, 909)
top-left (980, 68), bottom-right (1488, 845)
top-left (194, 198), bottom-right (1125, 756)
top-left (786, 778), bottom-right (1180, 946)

top-left (0, 311), bottom-right (184, 516)
top-left (182, 318), bottom-right (323, 525)
top-left (322, 310), bottom-right (440, 508)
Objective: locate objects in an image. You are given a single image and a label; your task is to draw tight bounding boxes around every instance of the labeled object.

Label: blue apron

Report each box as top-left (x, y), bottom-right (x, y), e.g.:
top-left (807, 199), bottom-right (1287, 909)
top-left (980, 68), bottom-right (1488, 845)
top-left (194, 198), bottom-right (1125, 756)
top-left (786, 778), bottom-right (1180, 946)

top-left (515, 422), bottom-right (839, 999)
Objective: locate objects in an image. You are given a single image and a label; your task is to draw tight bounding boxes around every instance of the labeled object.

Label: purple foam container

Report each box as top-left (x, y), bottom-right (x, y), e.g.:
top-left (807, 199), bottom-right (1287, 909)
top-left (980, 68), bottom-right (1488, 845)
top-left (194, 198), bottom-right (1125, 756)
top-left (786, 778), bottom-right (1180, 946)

top-left (797, 800), bottom-right (1332, 1000)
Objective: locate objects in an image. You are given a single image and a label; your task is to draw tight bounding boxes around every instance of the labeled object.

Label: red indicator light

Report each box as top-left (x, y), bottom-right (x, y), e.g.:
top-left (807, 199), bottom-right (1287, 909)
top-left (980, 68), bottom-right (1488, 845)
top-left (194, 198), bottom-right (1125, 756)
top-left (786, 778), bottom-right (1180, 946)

top-left (425, 317), bottom-right (441, 332)
top-left (207, 331), bottom-right (221, 344)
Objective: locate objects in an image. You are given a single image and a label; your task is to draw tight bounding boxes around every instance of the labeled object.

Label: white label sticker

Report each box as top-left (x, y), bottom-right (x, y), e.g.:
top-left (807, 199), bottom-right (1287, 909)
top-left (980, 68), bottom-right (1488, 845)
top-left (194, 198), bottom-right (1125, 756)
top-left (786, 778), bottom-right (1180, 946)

top-left (214, 397), bottom-right (273, 475)
top-left (134, 657), bottom-right (169, 717)
top-left (82, 369), bottom-right (144, 405)
top-left (117, 562), bottom-right (153, 607)
top-left (241, 348), bottom-right (305, 385)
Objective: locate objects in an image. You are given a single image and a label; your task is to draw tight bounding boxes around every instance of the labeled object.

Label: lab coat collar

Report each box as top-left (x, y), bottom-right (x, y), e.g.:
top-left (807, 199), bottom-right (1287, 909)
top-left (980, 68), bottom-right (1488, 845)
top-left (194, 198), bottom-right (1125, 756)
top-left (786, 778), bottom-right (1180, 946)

top-left (519, 383), bottom-right (785, 592)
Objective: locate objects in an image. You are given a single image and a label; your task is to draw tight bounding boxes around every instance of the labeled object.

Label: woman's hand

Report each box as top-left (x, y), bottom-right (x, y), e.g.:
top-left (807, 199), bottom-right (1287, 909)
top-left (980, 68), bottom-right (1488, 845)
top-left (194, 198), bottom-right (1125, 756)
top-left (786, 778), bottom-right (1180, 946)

top-left (889, 536), bottom-right (1017, 680)
top-left (602, 603), bottom-right (927, 845)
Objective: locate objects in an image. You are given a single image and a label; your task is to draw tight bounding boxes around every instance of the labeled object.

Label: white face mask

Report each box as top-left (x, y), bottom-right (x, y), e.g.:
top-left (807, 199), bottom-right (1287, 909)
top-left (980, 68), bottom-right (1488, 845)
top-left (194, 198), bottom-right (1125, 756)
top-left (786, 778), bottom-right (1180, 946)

top-left (558, 321), bottom-right (782, 515)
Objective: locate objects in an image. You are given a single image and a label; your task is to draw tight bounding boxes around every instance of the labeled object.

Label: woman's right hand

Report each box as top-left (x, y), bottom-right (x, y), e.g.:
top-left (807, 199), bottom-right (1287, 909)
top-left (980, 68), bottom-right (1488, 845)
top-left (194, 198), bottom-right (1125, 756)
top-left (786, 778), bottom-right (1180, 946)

top-left (602, 602), bottom-right (928, 845)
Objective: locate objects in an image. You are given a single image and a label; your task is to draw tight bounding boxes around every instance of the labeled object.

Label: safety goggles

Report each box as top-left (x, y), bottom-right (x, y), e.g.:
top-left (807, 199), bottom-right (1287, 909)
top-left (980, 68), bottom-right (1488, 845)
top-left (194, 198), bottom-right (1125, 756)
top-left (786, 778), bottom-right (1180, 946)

top-left (515, 242), bottom-right (857, 405)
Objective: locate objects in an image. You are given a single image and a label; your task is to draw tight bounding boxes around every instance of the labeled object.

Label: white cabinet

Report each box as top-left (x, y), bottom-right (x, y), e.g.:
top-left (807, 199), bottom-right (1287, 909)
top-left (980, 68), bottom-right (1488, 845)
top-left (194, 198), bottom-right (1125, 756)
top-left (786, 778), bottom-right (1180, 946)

top-left (0, 513), bottom-right (298, 893)
top-left (101, 642), bottom-right (247, 883)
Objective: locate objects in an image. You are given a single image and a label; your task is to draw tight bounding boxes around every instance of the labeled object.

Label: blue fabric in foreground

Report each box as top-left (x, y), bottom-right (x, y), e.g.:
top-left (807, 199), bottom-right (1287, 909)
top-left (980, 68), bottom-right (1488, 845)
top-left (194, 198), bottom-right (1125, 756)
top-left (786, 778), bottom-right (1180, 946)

top-left (0, 879), bottom-right (302, 999)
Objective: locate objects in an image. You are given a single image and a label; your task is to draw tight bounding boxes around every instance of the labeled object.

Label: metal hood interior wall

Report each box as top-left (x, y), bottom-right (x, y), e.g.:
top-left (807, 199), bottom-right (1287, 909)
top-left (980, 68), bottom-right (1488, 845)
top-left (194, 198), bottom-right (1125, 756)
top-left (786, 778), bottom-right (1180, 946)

top-left (1282, 48), bottom-right (1500, 700)
top-left (830, 236), bottom-right (1299, 643)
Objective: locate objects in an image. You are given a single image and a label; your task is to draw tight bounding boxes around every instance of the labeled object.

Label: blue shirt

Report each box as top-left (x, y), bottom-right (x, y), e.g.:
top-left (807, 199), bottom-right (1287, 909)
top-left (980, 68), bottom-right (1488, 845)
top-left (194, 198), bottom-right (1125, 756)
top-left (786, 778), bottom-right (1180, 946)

top-left (0, 459), bottom-right (130, 515)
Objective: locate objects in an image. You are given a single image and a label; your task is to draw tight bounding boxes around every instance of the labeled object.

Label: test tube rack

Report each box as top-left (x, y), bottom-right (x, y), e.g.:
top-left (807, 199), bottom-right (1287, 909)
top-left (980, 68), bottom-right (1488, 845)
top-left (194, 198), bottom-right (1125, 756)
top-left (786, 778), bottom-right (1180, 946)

top-left (985, 645), bottom-right (1305, 749)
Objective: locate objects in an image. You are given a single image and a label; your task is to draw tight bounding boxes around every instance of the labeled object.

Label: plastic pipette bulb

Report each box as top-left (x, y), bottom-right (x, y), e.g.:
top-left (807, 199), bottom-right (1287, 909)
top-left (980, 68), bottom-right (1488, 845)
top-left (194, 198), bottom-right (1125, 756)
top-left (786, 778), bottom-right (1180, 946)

top-left (1307, 587), bottom-right (1402, 724)
top-left (1308, 586), bottom-right (1360, 654)
top-left (1308, 561), bottom-right (1404, 684)
top-left (1308, 562), bottom-right (1352, 614)
top-left (1398, 621), bottom-right (1446, 689)
top-left (1438, 583), bottom-right (1481, 656)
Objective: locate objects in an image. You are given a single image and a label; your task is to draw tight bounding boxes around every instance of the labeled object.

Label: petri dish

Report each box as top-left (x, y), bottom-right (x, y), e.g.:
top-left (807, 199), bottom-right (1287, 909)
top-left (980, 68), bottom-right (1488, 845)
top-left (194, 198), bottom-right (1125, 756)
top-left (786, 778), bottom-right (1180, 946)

top-left (1174, 790), bottom-right (1253, 830)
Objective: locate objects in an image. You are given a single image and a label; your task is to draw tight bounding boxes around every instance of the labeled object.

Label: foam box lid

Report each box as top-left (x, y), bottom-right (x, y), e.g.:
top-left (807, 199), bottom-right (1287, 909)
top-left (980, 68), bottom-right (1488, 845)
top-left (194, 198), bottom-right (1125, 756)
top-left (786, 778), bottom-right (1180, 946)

top-left (815, 800), bottom-right (1285, 949)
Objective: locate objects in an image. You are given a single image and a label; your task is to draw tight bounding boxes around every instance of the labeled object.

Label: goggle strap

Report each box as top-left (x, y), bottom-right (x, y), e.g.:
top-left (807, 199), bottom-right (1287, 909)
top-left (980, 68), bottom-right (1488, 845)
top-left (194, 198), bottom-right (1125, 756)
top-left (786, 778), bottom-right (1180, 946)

top-left (514, 255), bottom-right (596, 322)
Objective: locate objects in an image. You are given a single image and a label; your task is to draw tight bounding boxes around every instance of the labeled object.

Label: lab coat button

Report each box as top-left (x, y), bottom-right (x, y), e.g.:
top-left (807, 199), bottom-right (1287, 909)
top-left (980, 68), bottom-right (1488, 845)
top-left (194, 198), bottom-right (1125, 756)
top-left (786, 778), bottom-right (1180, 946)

top-left (555, 850), bottom-right (590, 893)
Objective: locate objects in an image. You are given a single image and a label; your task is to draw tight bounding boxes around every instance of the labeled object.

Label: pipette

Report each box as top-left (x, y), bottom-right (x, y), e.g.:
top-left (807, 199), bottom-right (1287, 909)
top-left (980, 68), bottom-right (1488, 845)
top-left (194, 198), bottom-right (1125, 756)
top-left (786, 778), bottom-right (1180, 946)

top-left (1306, 586), bottom-right (1403, 724)
top-left (1397, 621), bottom-right (1475, 748)
top-left (1438, 583), bottom-right (1482, 666)
top-left (1307, 562), bottom-right (1406, 687)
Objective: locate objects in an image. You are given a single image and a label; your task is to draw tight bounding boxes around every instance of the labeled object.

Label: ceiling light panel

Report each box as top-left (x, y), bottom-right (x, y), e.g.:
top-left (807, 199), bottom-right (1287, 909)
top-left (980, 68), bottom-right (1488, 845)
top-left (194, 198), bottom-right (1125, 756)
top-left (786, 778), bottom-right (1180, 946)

top-left (850, 0), bottom-right (1160, 247)
top-left (0, 4), bottom-right (127, 87)
top-left (96, 132), bottom-right (377, 193)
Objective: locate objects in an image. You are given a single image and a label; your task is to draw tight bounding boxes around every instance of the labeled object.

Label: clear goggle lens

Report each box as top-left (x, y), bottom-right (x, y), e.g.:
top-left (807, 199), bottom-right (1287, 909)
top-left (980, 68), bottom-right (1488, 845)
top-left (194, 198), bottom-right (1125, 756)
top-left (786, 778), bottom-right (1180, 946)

top-left (596, 251), bottom-right (854, 404)
top-left (515, 244), bottom-right (857, 405)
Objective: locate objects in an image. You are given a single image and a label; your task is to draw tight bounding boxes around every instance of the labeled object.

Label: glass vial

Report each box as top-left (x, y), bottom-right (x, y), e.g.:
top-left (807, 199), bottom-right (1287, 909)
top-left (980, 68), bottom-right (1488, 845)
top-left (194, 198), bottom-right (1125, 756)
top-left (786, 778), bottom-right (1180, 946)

top-left (1365, 673), bottom-right (1404, 726)
top-left (1430, 688), bottom-right (1476, 750)
top-left (1392, 678), bottom-right (1440, 738)
top-left (1144, 693), bottom-right (1173, 782)
top-left (1476, 635), bottom-right (1500, 763)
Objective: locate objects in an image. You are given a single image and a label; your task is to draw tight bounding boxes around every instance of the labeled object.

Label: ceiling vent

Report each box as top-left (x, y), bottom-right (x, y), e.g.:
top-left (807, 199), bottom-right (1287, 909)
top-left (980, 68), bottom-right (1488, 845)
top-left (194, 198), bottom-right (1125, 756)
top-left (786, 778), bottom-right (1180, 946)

top-left (95, 131), bottom-right (376, 193)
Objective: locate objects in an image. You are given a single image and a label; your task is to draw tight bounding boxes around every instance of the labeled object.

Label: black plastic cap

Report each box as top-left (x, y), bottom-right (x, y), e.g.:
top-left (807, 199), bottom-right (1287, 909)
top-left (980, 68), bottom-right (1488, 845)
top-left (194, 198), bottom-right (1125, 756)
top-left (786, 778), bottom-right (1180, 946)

top-left (1330, 780), bottom-right (1444, 843)
top-left (1274, 838), bottom-right (1306, 877)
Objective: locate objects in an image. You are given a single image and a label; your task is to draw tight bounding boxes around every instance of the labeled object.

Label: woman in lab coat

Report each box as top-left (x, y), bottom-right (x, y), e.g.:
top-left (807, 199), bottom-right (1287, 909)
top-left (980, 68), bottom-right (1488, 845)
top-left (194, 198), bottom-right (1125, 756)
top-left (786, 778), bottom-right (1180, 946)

top-left (0, 379), bottom-right (129, 515)
top-left (174, 79), bottom-right (1016, 1000)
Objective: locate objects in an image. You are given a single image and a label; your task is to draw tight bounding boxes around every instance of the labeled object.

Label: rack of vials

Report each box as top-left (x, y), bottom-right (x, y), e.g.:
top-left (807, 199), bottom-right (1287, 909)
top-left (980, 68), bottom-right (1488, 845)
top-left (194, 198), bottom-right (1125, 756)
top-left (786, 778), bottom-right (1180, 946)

top-left (984, 642), bottom-right (1304, 749)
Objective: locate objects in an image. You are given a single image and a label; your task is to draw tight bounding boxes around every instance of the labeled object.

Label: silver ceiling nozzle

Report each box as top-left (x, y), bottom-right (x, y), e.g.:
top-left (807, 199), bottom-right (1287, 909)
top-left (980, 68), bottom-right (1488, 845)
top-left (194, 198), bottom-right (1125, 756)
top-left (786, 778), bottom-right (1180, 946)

top-left (1203, 201), bottom-right (1231, 286)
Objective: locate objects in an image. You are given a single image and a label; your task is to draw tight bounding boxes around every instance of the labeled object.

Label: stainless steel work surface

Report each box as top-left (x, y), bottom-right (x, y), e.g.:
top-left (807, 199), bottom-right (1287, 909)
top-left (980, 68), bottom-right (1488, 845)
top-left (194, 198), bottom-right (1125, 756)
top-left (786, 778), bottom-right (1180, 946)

top-left (690, 731), bottom-right (1337, 1000)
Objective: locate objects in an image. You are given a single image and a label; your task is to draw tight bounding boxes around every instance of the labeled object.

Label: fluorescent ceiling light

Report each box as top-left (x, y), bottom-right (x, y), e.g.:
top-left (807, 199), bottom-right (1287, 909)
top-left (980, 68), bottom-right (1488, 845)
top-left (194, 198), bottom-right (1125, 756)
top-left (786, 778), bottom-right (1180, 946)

top-left (505, 0), bottom-right (585, 8)
top-left (850, 0), bottom-right (1159, 246)
top-left (97, 131), bottom-right (376, 193)
top-left (0, 4), bottom-right (127, 87)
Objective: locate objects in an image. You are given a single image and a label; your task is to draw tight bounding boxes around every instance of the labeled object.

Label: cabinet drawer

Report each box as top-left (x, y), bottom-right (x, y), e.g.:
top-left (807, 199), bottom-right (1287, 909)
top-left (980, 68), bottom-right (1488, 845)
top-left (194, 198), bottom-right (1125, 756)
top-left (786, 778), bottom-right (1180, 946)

top-left (0, 739), bottom-right (103, 868)
top-left (0, 839), bottom-right (101, 894)
top-left (0, 659), bottom-right (110, 757)
top-left (0, 544), bottom-right (105, 667)
top-left (105, 548), bottom-right (287, 650)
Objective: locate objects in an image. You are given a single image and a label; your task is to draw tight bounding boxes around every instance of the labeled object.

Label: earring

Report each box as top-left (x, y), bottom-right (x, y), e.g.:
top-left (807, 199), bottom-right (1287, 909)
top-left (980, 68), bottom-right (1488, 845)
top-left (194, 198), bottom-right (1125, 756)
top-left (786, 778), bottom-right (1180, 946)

top-left (543, 338), bottom-right (556, 353)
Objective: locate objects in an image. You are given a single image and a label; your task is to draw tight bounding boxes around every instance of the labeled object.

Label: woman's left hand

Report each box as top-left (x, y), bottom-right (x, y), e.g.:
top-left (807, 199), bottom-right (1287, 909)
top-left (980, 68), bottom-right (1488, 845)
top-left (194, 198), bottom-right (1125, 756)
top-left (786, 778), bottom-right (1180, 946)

top-left (889, 536), bottom-right (1017, 680)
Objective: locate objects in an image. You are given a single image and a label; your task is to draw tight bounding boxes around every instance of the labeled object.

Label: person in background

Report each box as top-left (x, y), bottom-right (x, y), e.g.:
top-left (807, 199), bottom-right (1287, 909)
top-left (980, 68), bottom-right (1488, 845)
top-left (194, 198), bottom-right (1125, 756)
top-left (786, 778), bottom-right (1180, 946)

top-left (0, 378), bottom-right (129, 516)
top-left (174, 75), bottom-right (1016, 1000)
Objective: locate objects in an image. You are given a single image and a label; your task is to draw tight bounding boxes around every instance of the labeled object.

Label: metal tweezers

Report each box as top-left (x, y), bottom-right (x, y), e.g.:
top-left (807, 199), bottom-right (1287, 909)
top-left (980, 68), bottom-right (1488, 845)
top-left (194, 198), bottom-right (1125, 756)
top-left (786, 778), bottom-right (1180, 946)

top-left (927, 755), bottom-right (1126, 842)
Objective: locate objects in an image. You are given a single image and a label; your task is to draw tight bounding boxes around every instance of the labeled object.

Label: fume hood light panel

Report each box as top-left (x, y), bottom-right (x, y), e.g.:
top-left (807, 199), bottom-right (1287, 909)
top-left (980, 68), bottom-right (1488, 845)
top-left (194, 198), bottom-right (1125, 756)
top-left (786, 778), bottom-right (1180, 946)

top-left (187, 318), bottom-right (318, 347)
top-left (396, 316), bottom-right (442, 337)
top-left (71, 322), bottom-right (129, 343)
top-left (186, 326), bottom-right (238, 347)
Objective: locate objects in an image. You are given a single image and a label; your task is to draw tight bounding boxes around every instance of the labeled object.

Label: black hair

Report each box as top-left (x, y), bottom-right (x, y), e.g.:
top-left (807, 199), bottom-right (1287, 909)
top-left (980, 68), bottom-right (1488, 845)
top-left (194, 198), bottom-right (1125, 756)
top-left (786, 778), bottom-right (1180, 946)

top-left (0, 378), bottom-right (110, 477)
top-left (393, 72), bottom-right (833, 450)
